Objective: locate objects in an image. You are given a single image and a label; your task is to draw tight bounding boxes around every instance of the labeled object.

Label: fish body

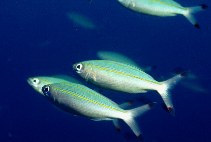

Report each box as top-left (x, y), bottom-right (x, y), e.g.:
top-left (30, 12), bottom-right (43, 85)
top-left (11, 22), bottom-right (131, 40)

top-left (42, 82), bottom-right (153, 137)
top-left (74, 60), bottom-right (159, 93)
top-left (118, 0), bottom-right (185, 16)
top-left (27, 75), bottom-right (80, 95)
top-left (73, 60), bottom-right (183, 114)
top-left (117, 0), bottom-right (208, 28)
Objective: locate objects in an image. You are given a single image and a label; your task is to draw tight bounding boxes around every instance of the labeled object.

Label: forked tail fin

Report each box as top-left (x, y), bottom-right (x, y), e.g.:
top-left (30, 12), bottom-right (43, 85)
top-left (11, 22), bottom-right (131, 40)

top-left (122, 103), bottom-right (155, 138)
top-left (184, 4), bottom-right (208, 29)
top-left (157, 74), bottom-right (184, 115)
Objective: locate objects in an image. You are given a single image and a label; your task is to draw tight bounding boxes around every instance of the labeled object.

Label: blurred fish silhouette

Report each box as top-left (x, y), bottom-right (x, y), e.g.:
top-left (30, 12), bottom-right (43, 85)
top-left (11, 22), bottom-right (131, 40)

top-left (97, 51), bottom-right (156, 72)
top-left (67, 12), bottom-right (96, 30)
top-left (117, 0), bottom-right (208, 28)
top-left (172, 68), bottom-right (207, 93)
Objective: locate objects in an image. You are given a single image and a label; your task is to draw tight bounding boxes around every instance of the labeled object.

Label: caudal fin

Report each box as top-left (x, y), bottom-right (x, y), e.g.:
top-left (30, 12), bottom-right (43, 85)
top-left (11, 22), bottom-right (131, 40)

top-left (157, 74), bottom-right (184, 115)
top-left (122, 103), bottom-right (155, 137)
top-left (184, 4), bottom-right (208, 29)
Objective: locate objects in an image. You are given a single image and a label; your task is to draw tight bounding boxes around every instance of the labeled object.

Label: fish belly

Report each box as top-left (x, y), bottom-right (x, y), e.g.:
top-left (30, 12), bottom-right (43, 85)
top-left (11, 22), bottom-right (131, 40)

top-left (89, 71), bottom-right (159, 93)
top-left (121, 0), bottom-right (186, 16)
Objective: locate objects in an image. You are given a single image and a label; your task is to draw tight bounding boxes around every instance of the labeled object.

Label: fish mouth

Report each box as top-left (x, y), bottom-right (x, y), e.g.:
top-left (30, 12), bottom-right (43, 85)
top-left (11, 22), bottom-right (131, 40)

top-left (27, 78), bottom-right (33, 86)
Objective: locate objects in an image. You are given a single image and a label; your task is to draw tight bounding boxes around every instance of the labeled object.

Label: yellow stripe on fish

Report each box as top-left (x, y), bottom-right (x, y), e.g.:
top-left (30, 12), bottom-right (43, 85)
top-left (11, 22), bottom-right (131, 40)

top-left (52, 83), bottom-right (125, 113)
top-left (86, 63), bottom-right (160, 85)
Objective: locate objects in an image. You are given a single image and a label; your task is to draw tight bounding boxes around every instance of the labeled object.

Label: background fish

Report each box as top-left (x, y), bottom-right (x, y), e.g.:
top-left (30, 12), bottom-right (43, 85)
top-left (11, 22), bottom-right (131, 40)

top-left (97, 50), bottom-right (156, 72)
top-left (42, 82), bottom-right (155, 138)
top-left (67, 12), bottom-right (96, 30)
top-left (73, 60), bottom-right (184, 114)
top-left (117, 0), bottom-right (208, 28)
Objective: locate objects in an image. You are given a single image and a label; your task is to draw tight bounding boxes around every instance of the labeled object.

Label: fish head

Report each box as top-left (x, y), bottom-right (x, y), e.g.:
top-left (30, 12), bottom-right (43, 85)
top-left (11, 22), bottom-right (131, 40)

top-left (73, 62), bottom-right (93, 80)
top-left (27, 76), bottom-right (57, 95)
top-left (27, 77), bottom-right (44, 94)
top-left (73, 62), bottom-right (85, 73)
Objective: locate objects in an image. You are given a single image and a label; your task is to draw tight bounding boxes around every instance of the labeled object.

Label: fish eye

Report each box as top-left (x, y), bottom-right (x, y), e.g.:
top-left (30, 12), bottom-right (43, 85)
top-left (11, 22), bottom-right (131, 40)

top-left (32, 78), bottom-right (39, 84)
top-left (42, 86), bottom-right (50, 94)
top-left (76, 63), bottom-right (83, 71)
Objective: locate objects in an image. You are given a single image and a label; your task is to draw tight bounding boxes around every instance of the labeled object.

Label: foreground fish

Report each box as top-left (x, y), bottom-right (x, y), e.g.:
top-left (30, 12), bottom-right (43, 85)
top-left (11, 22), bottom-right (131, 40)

top-left (117, 0), bottom-right (208, 28)
top-left (27, 75), bottom-right (80, 95)
top-left (97, 50), bottom-right (156, 72)
top-left (42, 82), bottom-right (154, 137)
top-left (73, 60), bottom-right (184, 114)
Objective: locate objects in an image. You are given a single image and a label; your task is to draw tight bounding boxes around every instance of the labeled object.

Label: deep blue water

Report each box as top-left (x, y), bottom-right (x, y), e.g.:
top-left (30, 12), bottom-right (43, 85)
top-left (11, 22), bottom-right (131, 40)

top-left (1, 0), bottom-right (211, 142)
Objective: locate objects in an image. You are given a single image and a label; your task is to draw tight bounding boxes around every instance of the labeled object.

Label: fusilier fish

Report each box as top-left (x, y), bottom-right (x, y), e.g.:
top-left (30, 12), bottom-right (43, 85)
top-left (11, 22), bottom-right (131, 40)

top-left (67, 12), bottom-right (96, 30)
top-left (97, 51), bottom-right (140, 68)
top-left (42, 82), bottom-right (154, 137)
top-left (27, 75), bottom-right (80, 95)
top-left (117, 0), bottom-right (208, 28)
top-left (73, 60), bottom-right (184, 114)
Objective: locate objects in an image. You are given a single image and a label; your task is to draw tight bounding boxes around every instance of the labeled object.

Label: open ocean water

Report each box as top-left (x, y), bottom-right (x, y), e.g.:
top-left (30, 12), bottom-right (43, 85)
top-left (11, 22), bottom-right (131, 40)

top-left (1, 0), bottom-right (211, 142)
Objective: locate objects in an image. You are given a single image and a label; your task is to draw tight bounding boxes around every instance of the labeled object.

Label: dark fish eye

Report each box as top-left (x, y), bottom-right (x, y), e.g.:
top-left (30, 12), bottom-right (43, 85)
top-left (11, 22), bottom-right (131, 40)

top-left (76, 64), bottom-right (83, 71)
top-left (42, 86), bottom-right (50, 94)
top-left (32, 78), bottom-right (39, 84)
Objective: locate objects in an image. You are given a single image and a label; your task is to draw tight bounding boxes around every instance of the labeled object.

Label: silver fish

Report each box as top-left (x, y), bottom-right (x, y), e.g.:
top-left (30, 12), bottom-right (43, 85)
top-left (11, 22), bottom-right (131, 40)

top-left (117, 0), bottom-right (208, 28)
top-left (42, 82), bottom-right (154, 137)
top-left (73, 60), bottom-right (184, 114)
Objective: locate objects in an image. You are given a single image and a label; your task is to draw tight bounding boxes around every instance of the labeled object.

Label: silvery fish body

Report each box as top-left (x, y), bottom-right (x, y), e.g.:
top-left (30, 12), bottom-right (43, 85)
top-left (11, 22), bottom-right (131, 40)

top-left (117, 0), bottom-right (207, 28)
top-left (73, 60), bottom-right (183, 114)
top-left (118, 0), bottom-right (185, 16)
top-left (42, 82), bottom-right (153, 137)
top-left (43, 82), bottom-right (125, 119)
top-left (74, 60), bottom-right (158, 93)
top-left (27, 75), bottom-right (80, 95)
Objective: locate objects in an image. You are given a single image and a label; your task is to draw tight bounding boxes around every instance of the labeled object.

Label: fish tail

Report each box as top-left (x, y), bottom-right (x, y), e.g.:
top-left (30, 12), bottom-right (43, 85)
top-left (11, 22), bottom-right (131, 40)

top-left (122, 103), bottom-right (155, 138)
top-left (184, 4), bottom-right (208, 29)
top-left (157, 74), bottom-right (184, 115)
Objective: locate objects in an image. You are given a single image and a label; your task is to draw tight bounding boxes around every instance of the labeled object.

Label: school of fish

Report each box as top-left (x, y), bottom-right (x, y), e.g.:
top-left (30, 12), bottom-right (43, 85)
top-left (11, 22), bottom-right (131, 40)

top-left (27, 0), bottom-right (208, 140)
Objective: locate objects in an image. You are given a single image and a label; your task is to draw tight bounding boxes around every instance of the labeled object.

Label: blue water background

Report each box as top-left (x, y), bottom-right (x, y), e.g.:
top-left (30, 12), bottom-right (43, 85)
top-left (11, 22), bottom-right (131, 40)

top-left (1, 0), bottom-right (211, 142)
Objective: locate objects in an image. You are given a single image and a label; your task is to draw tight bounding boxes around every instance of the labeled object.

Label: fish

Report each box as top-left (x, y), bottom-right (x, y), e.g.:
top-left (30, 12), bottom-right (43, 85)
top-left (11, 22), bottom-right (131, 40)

top-left (97, 51), bottom-right (140, 67)
top-left (41, 82), bottom-right (154, 138)
top-left (67, 12), bottom-right (96, 30)
top-left (27, 75), bottom-right (80, 95)
top-left (97, 50), bottom-right (156, 72)
top-left (73, 60), bottom-right (184, 114)
top-left (117, 0), bottom-right (208, 28)
top-left (172, 68), bottom-right (207, 93)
